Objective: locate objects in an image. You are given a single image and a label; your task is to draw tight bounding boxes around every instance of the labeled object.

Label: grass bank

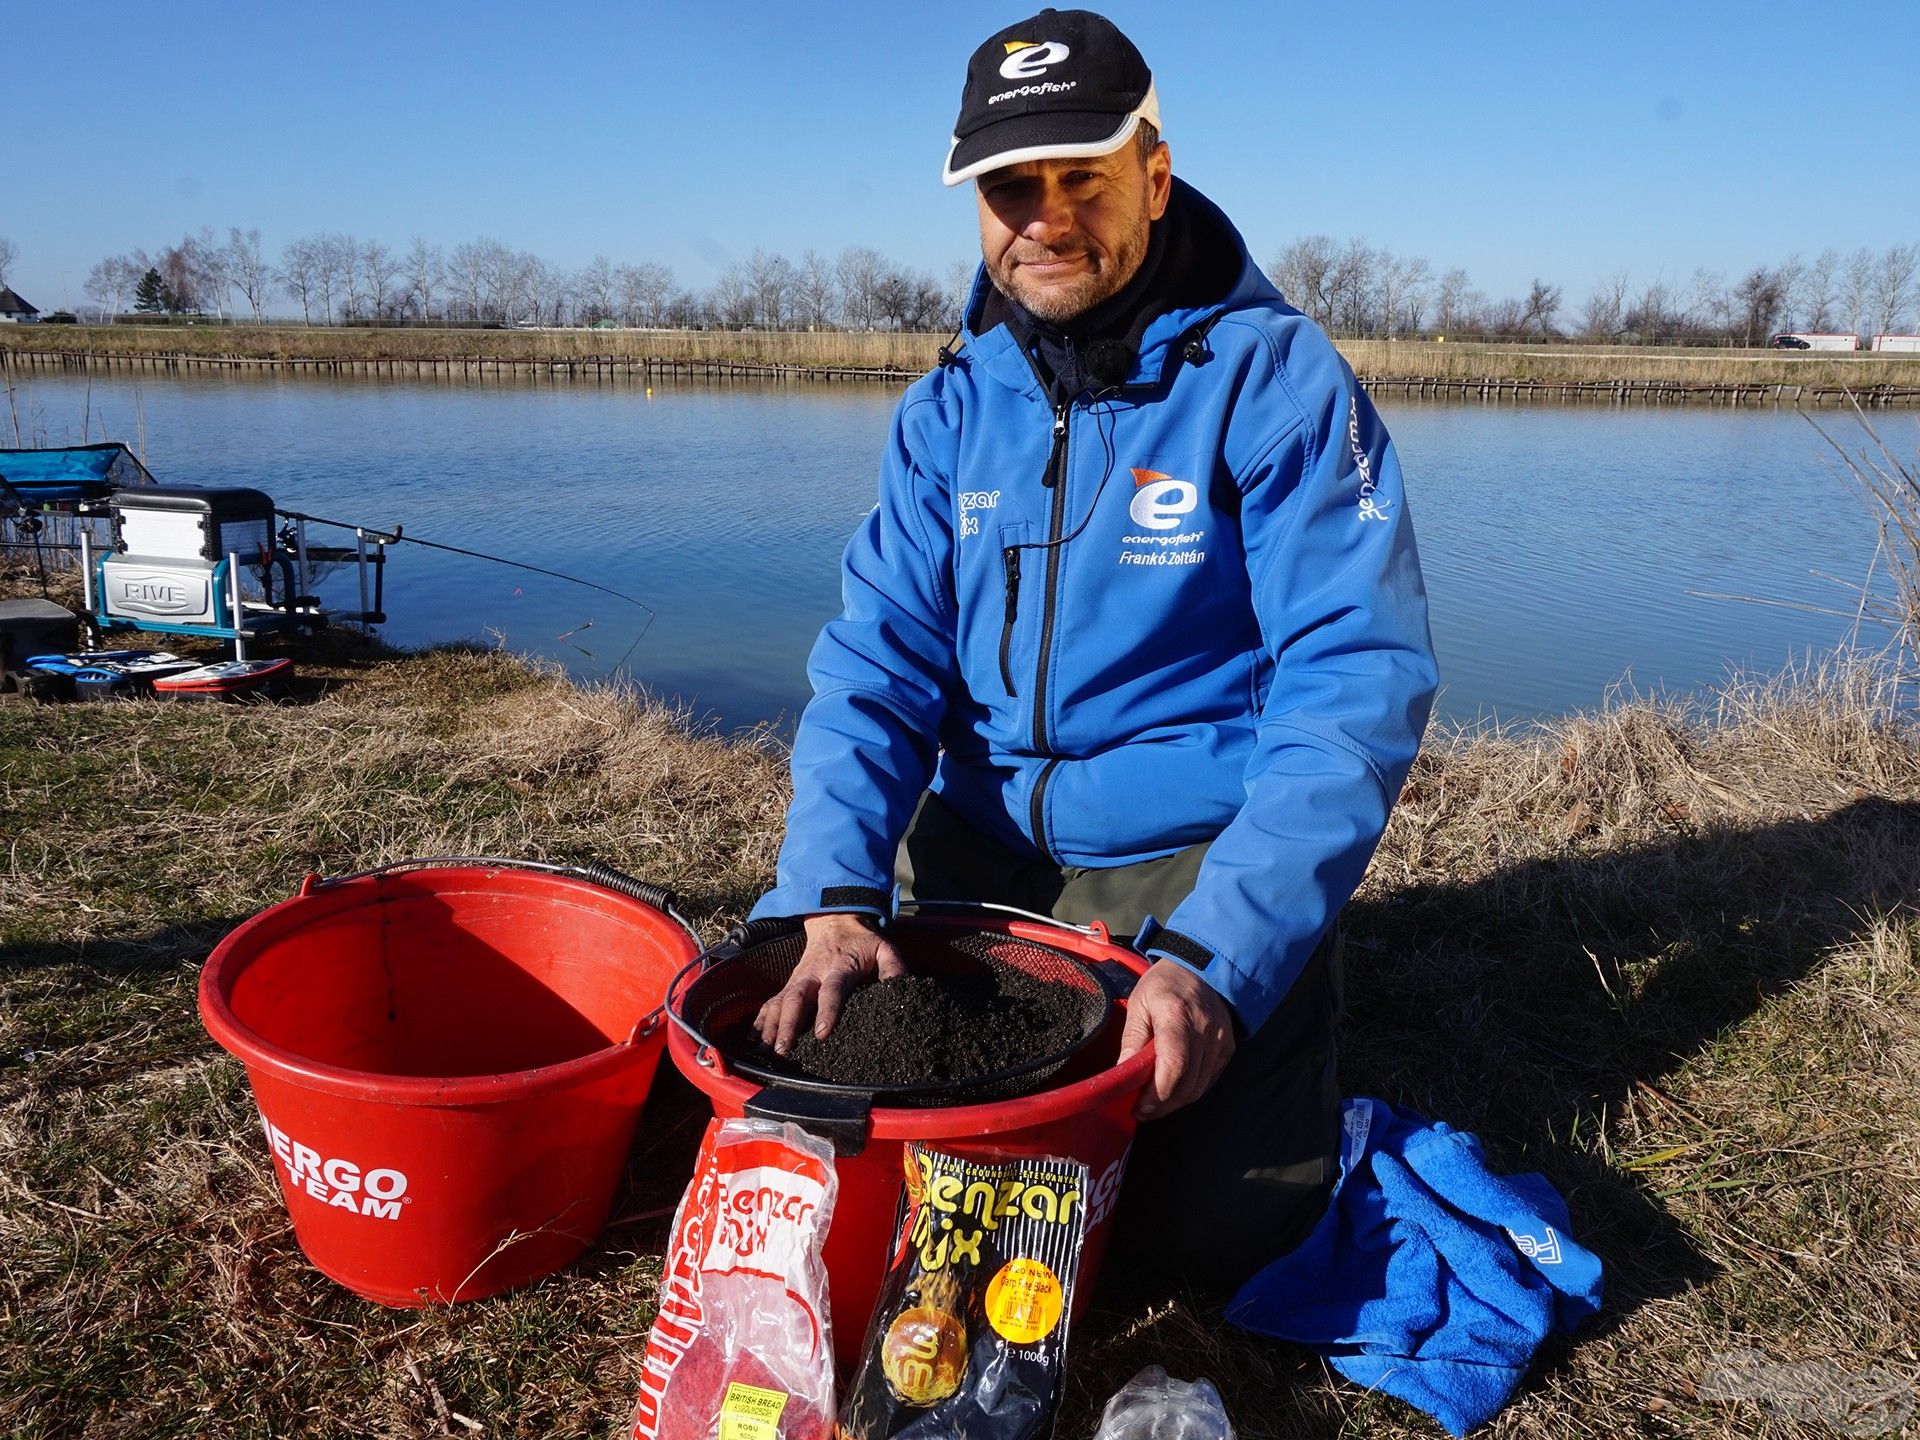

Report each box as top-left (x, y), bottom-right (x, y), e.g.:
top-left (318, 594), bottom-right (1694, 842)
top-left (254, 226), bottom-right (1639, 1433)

top-left (4, 567), bottom-right (1920, 1436)
top-left (7, 324), bottom-right (1920, 391)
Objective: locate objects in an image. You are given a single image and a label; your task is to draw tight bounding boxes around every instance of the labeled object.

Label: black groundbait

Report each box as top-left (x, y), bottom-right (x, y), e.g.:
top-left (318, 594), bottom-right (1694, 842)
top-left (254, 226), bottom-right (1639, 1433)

top-left (837, 1145), bottom-right (1089, 1440)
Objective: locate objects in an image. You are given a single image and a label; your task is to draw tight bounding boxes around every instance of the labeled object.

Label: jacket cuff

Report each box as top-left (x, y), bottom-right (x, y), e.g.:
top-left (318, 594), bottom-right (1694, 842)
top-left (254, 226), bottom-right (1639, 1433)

top-left (748, 882), bottom-right (893, 924)
top-left (1136, 915), bottom-right (1266, 1030)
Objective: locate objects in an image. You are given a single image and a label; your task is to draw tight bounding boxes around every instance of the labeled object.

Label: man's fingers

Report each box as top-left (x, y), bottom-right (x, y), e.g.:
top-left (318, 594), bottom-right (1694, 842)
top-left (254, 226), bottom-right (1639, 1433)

top-left (1117, 996), bottom-right (1154, 1064)
top-left (773, 975), bottom-right (820, 1056)
top-left (1167, 1033), bottom-right (1226, 1114)
top-left (1141, 1006), bottom-right (1189, 1119)
top-left (873, 937), bottom-right (909, 981)
top-left (814, 966), bottom-right (862, 1042)
top-left (753, 996), bottom-right (780, 1045)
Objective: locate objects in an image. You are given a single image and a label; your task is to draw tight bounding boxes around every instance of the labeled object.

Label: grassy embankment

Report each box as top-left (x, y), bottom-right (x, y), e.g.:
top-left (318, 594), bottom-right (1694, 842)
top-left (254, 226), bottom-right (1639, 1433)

top-left (6, 323), bottom-right (1920, 390)
top-left (4, 554), bottom-right (1919, 1437)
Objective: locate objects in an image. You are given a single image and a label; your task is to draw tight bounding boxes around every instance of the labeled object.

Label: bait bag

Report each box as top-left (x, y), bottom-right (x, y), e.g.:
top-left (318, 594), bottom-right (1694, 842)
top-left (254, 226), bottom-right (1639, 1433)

top-left (630, 1119), bottom-right (838, 1440)
top-left (1090, 1366), bottom-right (1236, 1440)
top-left (837, 1145), bottom-right (1089, 1440)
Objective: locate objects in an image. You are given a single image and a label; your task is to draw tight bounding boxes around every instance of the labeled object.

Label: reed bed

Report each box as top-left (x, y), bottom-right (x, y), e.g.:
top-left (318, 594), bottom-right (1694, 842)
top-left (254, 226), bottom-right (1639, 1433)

top-left (7, 325), bottom-right (1919, 389)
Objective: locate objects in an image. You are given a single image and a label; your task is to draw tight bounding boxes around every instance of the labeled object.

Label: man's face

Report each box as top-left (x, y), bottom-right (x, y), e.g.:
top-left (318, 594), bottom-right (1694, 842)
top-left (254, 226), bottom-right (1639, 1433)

top-left (975, 141), bottom-right (1172, 324)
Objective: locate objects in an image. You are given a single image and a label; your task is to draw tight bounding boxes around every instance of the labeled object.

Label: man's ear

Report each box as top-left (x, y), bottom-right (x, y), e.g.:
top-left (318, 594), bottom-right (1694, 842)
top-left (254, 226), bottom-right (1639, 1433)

top-left (1147, 141), bottom-right (1173, 221)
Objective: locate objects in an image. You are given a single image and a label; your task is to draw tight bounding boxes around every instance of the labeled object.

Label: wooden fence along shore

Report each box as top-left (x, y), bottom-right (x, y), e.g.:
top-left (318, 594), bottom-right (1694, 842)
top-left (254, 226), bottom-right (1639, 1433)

top-left (4, 347), bottom-right (1919, 406)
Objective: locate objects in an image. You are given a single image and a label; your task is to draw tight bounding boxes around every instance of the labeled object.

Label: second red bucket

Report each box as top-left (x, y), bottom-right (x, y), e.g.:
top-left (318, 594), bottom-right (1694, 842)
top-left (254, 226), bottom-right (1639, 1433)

top-left (199, 857), bottom-right (701, 1306)
top-left (666, 905), bottom-right (1155, 1367)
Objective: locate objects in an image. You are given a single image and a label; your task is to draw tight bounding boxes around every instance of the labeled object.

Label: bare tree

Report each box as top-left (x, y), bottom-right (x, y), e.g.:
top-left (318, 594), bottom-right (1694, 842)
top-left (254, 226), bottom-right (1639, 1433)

top-left (1871, 243), bottom-right (1919, 338)
top-left (577, 255), bottom-right (617, 324)
top-left (187, 228), bottom-right (230, 319)
top-left (1519, 278), bottom-right (1562, 337)
top-left (0, 236), bottom-right (17, 288)
top-left (83, 254), bottom-right (141, 321)
top-left (402, 237), bottom-right (443, 321)
top-left (1432, 267), bottom-right (1475, 336)
top-left (1799, 248), bottom-right (1839, 331)
top-left (1624, 277), bottom-right (1677, 342)
top-left (709, 260), bottom-right (756, 328)
top-left (1579, 271), bottom-right (1630, 341)
top-left (1397, 255), bottom-right (1433, 335)
top-left (1686, 267), bottom-right (1730, 337)
top-left (331, 234), bottom-right (365, 319)
top-left (303, 233), bottom-right (350, 323)
top-left (444, 239), bottom-right (490, 322)
top-left (1732, 266), bottom-right (1786, 346)
top-left (1267, 235), bottom-right (1338, 328)
top-left (617, 261), bottom-right (673, 327)
top-left (1840, 247), bottom-right (1875, 338)
top-left (836, 246), bottom-right (887, 330)
top-left (225, 227), bottom-right (270, 320)
top-left (1771, 253), bottom-right (1804, 331)
top-left (1373, 250), bottom-right (1409, 338)
top-left (155, 240), bottom-right (201, 313)
top-left (943, 259), bottom-right (976, 325)
top-left (665, 289), bottom-right (705, 329)
top-left (745, 248), bottom-right (795, 328)
top-left (1327, 238), bottom-right (1376, 336)
top-left (358, 240), bottom-right (402, 321)
top-left (279, 237), bottom-right (323, 323)
top-left (795, 249), bottom-right (839, 330)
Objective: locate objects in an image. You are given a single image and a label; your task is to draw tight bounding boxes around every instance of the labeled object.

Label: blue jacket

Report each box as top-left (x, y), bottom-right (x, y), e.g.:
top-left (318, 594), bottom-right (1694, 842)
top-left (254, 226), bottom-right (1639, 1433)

top-left (752, 182), bottom-right (1436, 1032)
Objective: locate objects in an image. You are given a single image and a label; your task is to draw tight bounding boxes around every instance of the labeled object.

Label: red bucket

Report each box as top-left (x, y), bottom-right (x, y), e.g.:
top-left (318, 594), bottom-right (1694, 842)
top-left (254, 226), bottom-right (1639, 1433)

top-left (199, 858), bottom-right (701, 1306)
top-left (666, 907), bottom-right (1154, 1368)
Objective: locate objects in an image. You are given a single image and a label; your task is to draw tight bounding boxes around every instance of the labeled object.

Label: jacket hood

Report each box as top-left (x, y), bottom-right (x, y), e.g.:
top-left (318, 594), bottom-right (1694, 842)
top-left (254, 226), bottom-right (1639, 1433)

top-left (958, 177), bottom-right (1279, 393)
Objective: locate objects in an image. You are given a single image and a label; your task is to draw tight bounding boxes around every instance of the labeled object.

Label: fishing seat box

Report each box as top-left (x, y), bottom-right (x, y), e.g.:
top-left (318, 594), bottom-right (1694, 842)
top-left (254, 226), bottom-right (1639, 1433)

top-left (110, 486), bottom-right (275, 564)
top-left (103, 487), bottom-right (276, 628)
top-left (0, 599), bottom-right (80, 680)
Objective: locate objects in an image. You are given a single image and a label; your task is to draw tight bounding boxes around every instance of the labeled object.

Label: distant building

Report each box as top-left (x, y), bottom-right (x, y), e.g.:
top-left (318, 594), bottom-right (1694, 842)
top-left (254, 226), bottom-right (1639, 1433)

top-left (0, 286), bottom-right (39, 323)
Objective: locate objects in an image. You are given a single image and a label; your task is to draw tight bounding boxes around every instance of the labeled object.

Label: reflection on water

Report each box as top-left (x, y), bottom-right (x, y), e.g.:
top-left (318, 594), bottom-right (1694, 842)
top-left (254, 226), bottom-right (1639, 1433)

top-left (15, 372), bottom-right (1909, 731)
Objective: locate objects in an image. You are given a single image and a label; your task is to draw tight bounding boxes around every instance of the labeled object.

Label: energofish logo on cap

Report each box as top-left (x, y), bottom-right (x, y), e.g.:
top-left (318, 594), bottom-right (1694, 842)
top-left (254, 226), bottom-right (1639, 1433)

top-left (999, 40), bottom-right (1070, 79)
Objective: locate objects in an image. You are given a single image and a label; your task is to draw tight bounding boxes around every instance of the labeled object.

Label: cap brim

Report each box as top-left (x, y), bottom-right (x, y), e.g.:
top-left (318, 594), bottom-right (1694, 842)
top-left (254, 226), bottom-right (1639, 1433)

top-left (942, 109), bottom-right (1144, 187)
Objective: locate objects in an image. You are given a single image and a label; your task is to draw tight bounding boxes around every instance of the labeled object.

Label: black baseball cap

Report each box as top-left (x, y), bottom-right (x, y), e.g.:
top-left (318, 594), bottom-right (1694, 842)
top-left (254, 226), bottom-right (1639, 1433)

top-left (942, 8), bottom-right (1161, 187)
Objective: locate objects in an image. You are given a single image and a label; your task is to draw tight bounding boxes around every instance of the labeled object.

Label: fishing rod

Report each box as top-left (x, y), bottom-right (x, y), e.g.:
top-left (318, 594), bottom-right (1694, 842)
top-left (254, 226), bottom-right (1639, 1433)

top-left (276, 508), bottom-right (657, 620)
top-left (276, 508), bottom-right (658, 668)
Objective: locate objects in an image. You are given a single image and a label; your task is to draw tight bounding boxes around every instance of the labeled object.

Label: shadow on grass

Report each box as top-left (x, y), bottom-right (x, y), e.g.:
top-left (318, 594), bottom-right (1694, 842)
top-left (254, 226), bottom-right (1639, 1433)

top-left (1075, 796), bottom-right (1920, 1435)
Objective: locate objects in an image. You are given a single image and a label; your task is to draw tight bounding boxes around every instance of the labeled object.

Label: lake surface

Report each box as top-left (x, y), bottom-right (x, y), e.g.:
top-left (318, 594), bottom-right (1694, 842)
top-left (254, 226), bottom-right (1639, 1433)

top-left (11, 372), bottom-right (1911, 731)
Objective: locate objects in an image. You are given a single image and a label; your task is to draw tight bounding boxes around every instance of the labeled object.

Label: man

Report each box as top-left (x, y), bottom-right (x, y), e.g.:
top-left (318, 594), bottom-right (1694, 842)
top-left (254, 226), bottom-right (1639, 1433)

top-left (751, 8), bottom-right (1436, 1287)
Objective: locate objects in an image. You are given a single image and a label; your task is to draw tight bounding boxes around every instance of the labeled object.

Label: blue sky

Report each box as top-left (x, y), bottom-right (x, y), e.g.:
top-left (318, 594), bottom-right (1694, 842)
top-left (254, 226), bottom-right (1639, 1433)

top-left (7, 0), bottom-right (1918, 315)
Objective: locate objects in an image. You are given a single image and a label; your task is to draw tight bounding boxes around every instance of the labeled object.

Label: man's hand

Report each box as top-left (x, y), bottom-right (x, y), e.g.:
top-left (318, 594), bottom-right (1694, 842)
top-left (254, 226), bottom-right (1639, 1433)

top-left (753, 913), bottom-right (907, 1056)
top-left (1117, 960), bottom-right (1236, 1120)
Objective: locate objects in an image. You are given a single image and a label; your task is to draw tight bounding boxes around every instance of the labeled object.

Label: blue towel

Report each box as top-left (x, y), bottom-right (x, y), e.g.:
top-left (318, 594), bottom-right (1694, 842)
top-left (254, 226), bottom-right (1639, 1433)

top-left (1225, 1098), bottom-right (1604, 1436)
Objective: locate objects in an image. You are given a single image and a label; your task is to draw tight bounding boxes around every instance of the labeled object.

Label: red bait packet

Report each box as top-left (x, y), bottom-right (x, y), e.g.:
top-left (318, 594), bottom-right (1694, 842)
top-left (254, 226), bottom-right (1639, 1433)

top-left (631, 1119), bottom-right (839, 1440)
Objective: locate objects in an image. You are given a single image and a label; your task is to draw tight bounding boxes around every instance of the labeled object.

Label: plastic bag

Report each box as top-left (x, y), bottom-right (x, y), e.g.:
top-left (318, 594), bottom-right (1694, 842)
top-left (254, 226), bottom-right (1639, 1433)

top-left (837, 1145), bottom-right (1089, 1440)
top-left (630, 1119), bottom-right (838, 1440)
top-left (1091, 1366), bottom-right (1236, 1440)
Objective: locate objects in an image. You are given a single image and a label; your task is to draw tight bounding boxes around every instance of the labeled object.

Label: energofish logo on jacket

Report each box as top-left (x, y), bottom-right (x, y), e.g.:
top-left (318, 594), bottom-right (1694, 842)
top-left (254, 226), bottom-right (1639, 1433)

top-left (1349, 396), bottom-right (1392, 522)
top-left (1121, 468), bottom-right (1205, 566)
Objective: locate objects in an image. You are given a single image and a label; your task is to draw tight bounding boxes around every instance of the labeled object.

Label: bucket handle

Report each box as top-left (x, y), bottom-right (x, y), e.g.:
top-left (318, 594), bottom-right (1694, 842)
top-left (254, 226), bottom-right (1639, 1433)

top-left (296, 854), bottom-right (704, 950)
top-left (897, 897), bottom-right (1111, 945)
top-left (663, 947), bottom-right (735, 1078)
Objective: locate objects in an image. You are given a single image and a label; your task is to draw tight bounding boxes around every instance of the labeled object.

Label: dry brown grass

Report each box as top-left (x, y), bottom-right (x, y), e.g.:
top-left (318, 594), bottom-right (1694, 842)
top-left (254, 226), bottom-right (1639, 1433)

top-left (8, 325), bottom-right (1920, 391)
top-left (4, 567), bottom-right (1920, 1436)
top-left (0, 324), bottom-right (940, 371)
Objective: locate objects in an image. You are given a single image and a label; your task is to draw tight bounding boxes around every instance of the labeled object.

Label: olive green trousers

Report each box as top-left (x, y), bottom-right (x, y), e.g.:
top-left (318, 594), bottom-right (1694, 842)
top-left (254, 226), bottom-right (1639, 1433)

top-left (896, 791), bottom-right (1343, 1292)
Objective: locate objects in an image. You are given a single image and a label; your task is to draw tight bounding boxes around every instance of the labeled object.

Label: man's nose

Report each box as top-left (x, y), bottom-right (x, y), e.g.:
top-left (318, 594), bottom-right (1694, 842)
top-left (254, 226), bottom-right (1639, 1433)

top-left (1020, 184), bottom-right (1075, 246)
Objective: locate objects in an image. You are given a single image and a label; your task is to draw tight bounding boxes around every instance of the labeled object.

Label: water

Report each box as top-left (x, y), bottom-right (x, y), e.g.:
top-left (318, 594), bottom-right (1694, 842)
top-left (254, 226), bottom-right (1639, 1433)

top-left (11, 372), bottom-right (1910, 730)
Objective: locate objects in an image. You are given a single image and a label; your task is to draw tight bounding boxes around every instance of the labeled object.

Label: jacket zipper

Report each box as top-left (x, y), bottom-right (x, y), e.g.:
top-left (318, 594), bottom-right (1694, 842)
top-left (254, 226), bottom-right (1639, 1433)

top-left (1028, 403), bottom-right (1071, 861)
top-left (998, 547), bottom-right (1021, 696)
